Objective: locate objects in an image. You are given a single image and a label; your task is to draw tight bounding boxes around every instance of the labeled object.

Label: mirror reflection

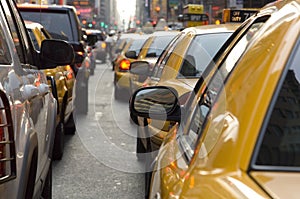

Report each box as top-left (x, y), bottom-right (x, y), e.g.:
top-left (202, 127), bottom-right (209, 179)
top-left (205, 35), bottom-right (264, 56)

top-left (134, 87), bottom-right (176, 114)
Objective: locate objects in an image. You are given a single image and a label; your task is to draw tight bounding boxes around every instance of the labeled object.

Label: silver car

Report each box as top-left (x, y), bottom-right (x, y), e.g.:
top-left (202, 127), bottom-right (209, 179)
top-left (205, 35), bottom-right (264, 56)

top-left (0, 0), bottom-right (74, 198)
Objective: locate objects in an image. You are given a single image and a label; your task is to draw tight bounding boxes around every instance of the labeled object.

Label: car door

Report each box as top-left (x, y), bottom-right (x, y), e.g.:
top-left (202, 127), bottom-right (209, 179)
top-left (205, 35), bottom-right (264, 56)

top-left (2, 0), bottom-right (54, 189)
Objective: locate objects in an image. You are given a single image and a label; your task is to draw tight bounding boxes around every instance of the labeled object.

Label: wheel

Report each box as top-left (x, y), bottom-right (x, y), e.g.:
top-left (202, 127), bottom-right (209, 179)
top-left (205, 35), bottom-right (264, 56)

top-left (65, 113), bottom-right (76, 135)
top-left (90, 68), bottom-right (94, 75)
top-left (41, 163), bottom-right (52, 199)
top-left (52, 121), bottom-right (64, 160)
top-left (144, 149), bottom-right (153, 199)
top-left (136, 135), bottom-right (146, 161)
top-left (75, 81), bottom-right (88, 114)
top-left (114, 86), bottom-right (121, 100)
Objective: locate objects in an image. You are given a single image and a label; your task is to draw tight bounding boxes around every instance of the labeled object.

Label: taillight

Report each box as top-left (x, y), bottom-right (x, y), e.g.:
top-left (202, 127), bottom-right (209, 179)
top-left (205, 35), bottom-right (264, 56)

top-left (119, 59), bottom-right (131, 70)
top-left (0, 90), bottom-right (16, 183)
top-left (101, 42), bottom-right (106, 49)
top-left (65, 65), bottom-right (74, 80)
top-left (76, 51), bottom-right (84, 56)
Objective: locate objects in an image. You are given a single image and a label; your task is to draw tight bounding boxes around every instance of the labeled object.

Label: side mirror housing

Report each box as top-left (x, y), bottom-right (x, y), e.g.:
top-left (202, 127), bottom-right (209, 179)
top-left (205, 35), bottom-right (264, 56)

top-left (125, 50), bottom-right (137, 59)
top-left (129, 86), bottom-right (181, 125)
top-left (40, 39), bottom-right (74, 69)
top-left (130, 61), bottom-right (150, 76)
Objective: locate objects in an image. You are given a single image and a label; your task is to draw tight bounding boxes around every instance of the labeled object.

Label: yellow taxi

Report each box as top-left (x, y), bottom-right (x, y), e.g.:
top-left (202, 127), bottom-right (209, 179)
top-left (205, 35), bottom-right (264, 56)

top-left (113, 34), bottom-right (150, 100)
top-left (130, 24), bottom-right (240, 161)
top-left (129, 30), bottom-right (179, 95)
top-left (25, 21), bottom-right (76, 160)
top-left (130, 0), bottom-right (300, 198)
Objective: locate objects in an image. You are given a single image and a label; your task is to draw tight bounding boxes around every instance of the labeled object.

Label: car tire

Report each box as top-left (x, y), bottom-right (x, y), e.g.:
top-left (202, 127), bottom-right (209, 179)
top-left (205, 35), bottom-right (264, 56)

top-left (144, 150), bottom-right (153, 199)
top-left (53, 121), bottom-right (64, 160)
top-left (90, 69), bottom-right (94, 75)
top-left (65, 113), bottom-right (76, 135)
top-left (41, 163), bottom-right (52, 199)
top-left (114, 86), bottom-right (121, 100)
top-left (136, 136), bottom-right (146, 161)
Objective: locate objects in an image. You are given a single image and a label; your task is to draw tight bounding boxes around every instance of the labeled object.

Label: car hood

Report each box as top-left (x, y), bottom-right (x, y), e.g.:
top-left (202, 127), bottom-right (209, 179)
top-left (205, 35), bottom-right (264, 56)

top-left (250, 171), bottom-right (300, 199)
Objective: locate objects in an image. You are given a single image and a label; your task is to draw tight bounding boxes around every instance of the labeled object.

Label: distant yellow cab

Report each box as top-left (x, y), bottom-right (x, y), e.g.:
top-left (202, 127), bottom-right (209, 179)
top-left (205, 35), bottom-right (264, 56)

top-left (113, 34), bottom-right (150, 100)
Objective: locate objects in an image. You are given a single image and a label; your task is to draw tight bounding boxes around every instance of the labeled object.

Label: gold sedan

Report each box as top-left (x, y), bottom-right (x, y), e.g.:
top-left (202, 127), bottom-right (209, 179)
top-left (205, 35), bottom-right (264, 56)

top-left (130, 0), bottom-right (300, 198)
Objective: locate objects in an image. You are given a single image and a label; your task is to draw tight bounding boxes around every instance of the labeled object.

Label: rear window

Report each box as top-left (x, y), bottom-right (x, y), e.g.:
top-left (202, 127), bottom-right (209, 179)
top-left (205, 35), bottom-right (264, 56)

top-left (146, 35), bottom-right (176, 58)
top-left (128, 39), bottom-right (147, 55)
top-left (20, 11), bottom-right (73, 41)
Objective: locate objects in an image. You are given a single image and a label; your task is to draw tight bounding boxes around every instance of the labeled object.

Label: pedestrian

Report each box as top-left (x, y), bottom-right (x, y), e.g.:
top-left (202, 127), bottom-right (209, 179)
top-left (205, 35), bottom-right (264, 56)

top-left (105, 30), bottom-right (115, 63)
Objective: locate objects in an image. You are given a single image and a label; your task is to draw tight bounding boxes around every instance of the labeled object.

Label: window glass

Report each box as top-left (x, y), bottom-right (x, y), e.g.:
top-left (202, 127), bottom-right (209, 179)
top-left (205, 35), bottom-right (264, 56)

top-left (151, 33), bottom-right (184, 80)
top-left (1, 0), bottom-right (24, 62)
top-left (28, 29), bottom-right (39, 51)
top-left (146, 35), bottom-right (176, 58)
top-left (0, 20), bottom-right (11, 64)
top-left (178, 33), bottom-right (232, 78)
top-left (127, 38), bottom-right (147, 55)
top-left (180, 19), bottom-right (265, 160)
top-left (255, 43), bottom-right (300, 167)
top-left (21, 12), bottom-right (73, 41)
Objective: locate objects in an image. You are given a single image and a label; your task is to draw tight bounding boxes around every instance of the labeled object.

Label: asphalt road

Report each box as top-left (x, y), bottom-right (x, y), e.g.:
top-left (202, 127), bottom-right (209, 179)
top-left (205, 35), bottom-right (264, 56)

top-left (52, 60), bottom-right (145, 198)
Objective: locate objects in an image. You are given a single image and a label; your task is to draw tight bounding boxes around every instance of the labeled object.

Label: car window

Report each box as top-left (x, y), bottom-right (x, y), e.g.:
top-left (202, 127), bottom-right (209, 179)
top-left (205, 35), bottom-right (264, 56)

top-left (1, 0), bottom-right (25, 63)
top-left (180, 19), bottom-right (266, 162)
top-left (151, 33), bottom-right (185, 81)
top-left (146, 35), bottom-right (176, 58)
top-left (127, 38), bottom-right (147, 55)
top-left (254, 41), bottom-right (300, 168)
top-left (87, 34), bottom-right (98, 46)
top-left (178, 33), bottom-right (232, 78)
top-left (27, 29), bottom-right (40, 50)
top-left (0, 16), bottom-right (11, 64)
top-left (21, 12), bottom-right (73, 41)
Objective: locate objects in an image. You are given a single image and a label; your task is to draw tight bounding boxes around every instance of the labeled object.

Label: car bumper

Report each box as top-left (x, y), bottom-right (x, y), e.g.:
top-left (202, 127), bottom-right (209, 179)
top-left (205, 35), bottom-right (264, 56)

top-left (115, 71), bottom-right (130, 90)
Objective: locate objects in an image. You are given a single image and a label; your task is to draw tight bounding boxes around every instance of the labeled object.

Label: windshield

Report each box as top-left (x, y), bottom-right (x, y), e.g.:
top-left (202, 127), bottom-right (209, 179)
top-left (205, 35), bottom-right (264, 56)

top-left (20, 11), bottom-right (73, 41)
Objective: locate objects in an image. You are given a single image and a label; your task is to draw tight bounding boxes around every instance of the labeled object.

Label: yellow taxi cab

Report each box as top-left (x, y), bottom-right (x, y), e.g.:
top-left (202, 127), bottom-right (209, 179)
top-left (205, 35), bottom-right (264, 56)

top-left (130, 0), bottom-right (300, 198)
top-left (113, 34), bottom-right (150, 100)
top-left (25, 21), bottom-right (76, 160)
top-left (130, 24), bottom-right (240, 161)
top-left (129, 30), bottom-right (179, 95)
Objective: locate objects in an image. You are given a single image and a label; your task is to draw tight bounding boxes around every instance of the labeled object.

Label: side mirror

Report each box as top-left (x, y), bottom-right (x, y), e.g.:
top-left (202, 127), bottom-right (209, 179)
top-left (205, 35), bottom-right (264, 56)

top-left (40, 39), bottom-right (74, 69)
top-left (129, 86), bottom-right (181, 125)
top-left (125, 50), bottom-right (137, 59)
top-left (130, 61), bottom-right (150, 76)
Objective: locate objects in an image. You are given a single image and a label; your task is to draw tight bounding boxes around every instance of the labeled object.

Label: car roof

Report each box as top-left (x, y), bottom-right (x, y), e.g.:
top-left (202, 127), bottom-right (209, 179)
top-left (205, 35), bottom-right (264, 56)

top-left (85, 29), bottom-right (102, 35)
top-left (182, 24), bottom-right (241, 35)
top-left (149, 30), bottom-right (180, 37)
top-left (17, 3), bottom-right (77, 11)
top-left (24, 20), bottom-right (43, 29)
